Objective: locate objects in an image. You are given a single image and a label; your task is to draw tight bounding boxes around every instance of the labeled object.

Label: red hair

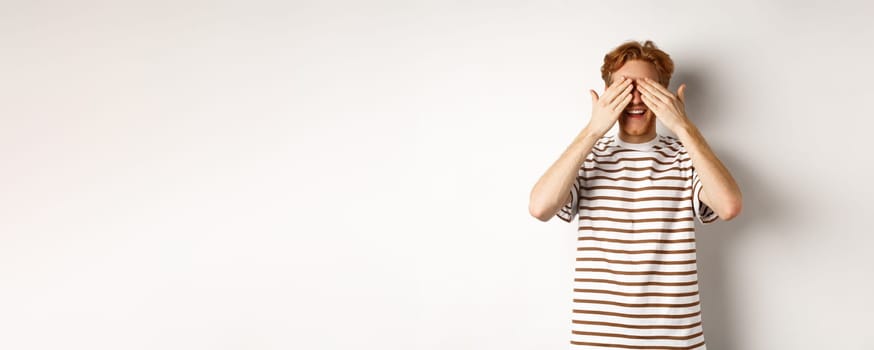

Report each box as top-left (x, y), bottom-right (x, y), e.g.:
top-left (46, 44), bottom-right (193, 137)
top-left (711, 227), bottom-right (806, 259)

top-left (601, 40), bottom-right (674, 86)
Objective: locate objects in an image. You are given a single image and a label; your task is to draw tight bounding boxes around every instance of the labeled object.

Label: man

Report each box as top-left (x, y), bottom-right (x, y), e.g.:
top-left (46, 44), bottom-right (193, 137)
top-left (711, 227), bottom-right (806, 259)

top-left (528, 40), bottom-right (742, 349)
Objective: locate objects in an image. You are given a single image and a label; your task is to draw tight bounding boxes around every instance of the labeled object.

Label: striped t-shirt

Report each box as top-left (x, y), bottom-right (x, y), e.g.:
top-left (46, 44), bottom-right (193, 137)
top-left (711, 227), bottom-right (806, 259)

top-left (555, 132), bottom-right (719, 350)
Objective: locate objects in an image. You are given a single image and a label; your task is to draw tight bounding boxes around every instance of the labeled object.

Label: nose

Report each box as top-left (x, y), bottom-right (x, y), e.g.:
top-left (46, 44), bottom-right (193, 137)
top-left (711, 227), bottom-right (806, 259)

top-left (631, 82), bottom-right (643, 104)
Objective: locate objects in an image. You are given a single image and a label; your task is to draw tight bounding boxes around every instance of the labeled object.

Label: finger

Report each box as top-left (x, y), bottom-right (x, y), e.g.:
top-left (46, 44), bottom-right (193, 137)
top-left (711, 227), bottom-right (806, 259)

top-left (606, 80), bottom-right (633, 106)
top-left (640, 92), bottom-right (660, 111)
top-left (590, 89), bottom-right (599, 104)
top-left (600, 76), bottom-right (627, 104)
top-left (602, 77), bottom-right (632, 105)
top-left (640, 77), bottom-right (674, 102)
top-left (608, 86), bottom-right (634, 110)
top-left (609, 91), bottom-right (633, 111)
top-left (637, 80), bottom-right (669, 104)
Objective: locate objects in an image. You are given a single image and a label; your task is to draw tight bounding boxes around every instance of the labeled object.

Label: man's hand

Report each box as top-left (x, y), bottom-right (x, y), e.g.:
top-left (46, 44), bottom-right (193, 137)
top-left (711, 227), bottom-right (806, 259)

top-left (636, 76), bottom-right (692, 133)
top-left (587, 76), bottom-right (634, 137)
top-left (637, 76), bottom-right (743, 220)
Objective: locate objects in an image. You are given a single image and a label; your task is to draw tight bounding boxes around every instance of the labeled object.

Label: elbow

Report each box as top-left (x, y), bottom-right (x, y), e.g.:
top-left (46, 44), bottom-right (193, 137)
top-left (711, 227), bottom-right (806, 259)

top-left (528, 194), bottom-right (555, 222)
top-left (719, 197), bottom-right (743, 221)
top-left (528, 201), bottom-right (553, 222)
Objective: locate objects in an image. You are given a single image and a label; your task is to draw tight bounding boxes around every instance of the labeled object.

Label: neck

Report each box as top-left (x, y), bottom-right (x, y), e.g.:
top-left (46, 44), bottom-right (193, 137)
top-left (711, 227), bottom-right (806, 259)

top-left (618, 129), bottom-right (657, 143)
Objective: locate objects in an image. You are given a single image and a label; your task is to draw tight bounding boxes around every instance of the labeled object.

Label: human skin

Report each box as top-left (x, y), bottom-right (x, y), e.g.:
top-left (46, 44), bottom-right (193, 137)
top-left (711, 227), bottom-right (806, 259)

top-left (527, 76), bottom-right (632, 221)
top-left (528, 60), bottom-right (742, 221)
top-left (635, 74), bottom-right (743, 219)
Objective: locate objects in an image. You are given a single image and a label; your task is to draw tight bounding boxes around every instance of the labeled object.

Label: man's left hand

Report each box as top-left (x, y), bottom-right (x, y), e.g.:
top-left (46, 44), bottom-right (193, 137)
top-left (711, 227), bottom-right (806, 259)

top-left (636, 77), bottom-right (692, 133)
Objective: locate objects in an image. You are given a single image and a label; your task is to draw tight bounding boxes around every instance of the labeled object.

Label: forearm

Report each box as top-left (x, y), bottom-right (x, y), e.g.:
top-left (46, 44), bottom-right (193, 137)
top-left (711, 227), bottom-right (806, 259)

top-left (529, 125), bottom-right (603, 221)
top-left (675, 123), bottom-right (743, 219)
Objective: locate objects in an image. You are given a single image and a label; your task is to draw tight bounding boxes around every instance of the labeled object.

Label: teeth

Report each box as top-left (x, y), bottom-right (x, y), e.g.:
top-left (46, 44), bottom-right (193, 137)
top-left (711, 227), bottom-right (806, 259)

top-left (627, 110), bottom-right (645, 114)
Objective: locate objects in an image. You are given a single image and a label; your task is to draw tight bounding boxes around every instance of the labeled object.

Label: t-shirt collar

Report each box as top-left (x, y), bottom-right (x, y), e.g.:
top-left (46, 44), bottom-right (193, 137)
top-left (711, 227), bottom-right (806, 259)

top-left (613, 132), bottom-right (660, 151)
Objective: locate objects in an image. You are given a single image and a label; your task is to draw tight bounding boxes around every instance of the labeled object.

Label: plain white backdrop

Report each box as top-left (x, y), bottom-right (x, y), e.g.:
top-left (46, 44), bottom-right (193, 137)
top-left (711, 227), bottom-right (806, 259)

top-left (1, 1), bottom-right (873, 349)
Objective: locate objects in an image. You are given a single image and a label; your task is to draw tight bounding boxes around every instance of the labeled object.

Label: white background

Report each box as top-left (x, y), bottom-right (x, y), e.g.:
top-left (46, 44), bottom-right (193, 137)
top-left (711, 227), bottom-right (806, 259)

top-left (1, 1), bottom-right (872, 349)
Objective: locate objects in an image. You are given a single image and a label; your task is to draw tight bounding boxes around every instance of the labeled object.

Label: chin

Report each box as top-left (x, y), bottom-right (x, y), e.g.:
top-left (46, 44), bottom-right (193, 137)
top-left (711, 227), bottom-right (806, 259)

top-left (619, 116), bottom-right (656, 136)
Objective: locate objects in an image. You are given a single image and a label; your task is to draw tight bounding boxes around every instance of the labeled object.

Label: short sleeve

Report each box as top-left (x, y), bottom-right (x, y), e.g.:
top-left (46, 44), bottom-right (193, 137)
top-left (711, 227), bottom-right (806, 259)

top-left (691, 166), bottom-right (719, 224)
top-left (555, 170), bottom-right (584, 223)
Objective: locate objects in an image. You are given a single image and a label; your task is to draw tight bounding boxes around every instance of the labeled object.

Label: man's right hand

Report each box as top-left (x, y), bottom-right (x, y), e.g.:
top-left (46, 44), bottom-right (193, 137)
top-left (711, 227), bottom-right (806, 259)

top-left (586, 76), bottom-right (634, 137)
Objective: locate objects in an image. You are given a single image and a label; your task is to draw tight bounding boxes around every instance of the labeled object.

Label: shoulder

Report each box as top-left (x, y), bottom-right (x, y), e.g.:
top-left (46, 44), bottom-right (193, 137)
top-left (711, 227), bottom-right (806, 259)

top-left (660, 134), bottom-right (682, 147)
top-left (655, 134), bottom-right (689, 155)
top-left (654, 134), bottom-right (695, 175)
top-left (586, 135), bottom-right (620, 162)
top-left (591, 134), bottom-right (617, 156)
top-left (594, 134), bottom-right (615, 148)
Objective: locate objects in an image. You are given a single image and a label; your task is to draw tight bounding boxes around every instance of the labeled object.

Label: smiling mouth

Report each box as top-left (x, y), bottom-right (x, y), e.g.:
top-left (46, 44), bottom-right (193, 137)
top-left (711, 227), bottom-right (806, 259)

top-left (624, 108), bottom-right (647, 119)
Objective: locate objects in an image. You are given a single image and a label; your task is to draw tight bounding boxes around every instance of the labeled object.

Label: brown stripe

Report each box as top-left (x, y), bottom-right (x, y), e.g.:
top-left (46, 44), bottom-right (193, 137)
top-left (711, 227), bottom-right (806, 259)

top-left (580, 206), bottom-right (693, 213)
top-left (575, 288), bottom-right (699, 297)
top-left (578, 226), bottom-right (696, 233)
top-left (573, 309), bottom-right (701, 319)
top-left (581, 195), bottom-right (692, 202)
top-left (654, 148), bottom-right (689, 158)
top-left (579, 216), bottom-right (694, 223)
top-left (651, 144), bottom-right (688, 156)
top-left (575, 257), bottom-right (697, 265)
top-left (574, 299), bottom-right (700, 309)
top-left (577, 247), bottom-right (697, 255)
top-left (582, 185), bottom-right (692, 192)
top-left (570, 340), bottom-right (705, 350)
top-left (572, 329), bottom-right (703, 341)
top-left (592, 144), bottom-right (690, 160)
top-left (586, 175), bottom-right (692, 182)
top-left (654, 146), bottom-right (682, 153)
top-left (575, 268), bottom-right (697, 275)
top-left (584, 166), bottom-right (691, 174)
top-left (575, 277), bottom-right (699, 286)
top-left (655, 140), bottom-right (684, 152)
top-left (592, 148), bottom-right (644, 158)
top-left (572, 319), bottom-right (702, 330)
top-left (594, 156), bottom-right (679, 165)
top-left (593, 140), bottom-right (614, 151)
top-left (578, 237), bottom-right (696, 244)
top-left (652, 149), bottom-right (686, 158)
